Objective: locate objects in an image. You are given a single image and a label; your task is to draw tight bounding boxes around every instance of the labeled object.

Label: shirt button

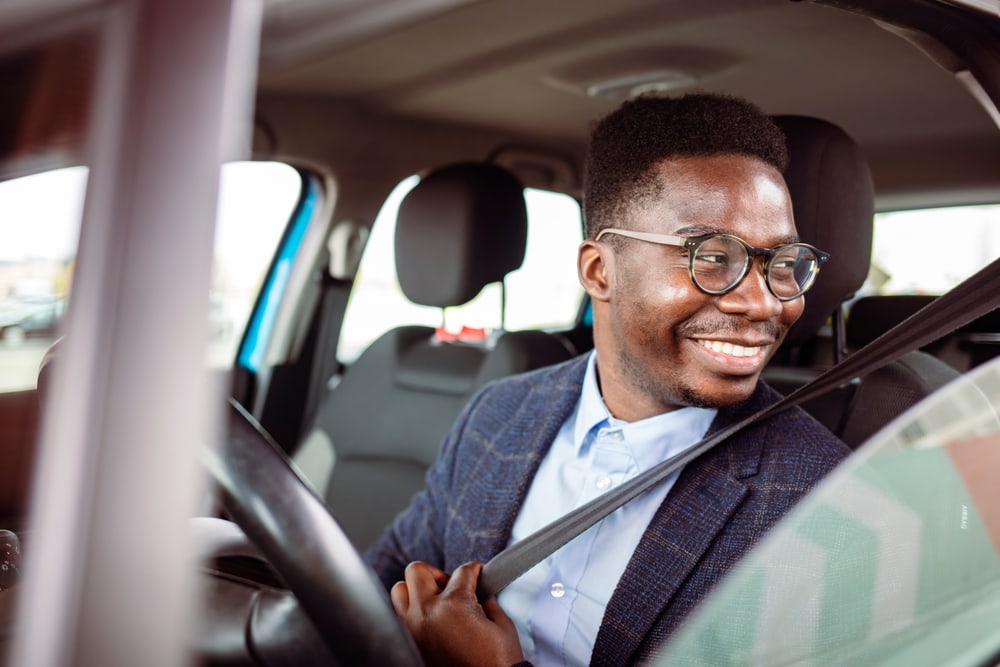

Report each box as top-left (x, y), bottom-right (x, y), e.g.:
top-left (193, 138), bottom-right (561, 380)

top-left (550, 582), bottom-right (565, 598)
top-left (596, 476), bottom-right (612, 490)
top-left (607, 430), bottom-right (624, 441)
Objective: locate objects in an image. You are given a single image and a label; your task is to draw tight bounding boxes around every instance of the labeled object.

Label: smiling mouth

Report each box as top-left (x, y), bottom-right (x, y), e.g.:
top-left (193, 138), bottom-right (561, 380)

top-left (696, 339), bottom-right (765, 358)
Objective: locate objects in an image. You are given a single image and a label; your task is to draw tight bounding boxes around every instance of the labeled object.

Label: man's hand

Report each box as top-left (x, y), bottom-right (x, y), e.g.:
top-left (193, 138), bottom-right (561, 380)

top-left (390, 560), bottom-right (526, 667)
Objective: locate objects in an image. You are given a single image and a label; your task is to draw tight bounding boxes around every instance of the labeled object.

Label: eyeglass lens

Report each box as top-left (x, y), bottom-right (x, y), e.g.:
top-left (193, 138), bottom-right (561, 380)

top-left (691, 236), bottom-right (820, 298)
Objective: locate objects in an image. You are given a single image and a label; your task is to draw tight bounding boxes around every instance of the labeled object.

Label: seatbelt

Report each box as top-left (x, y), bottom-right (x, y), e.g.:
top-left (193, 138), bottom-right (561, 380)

top-left (476, 254), bottom-right (1000, 602)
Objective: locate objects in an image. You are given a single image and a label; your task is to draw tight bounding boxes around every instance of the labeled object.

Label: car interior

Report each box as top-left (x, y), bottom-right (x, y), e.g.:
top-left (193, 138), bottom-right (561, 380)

top-left (293, 161), bottom-right (577, 548)
top-left (1, 0), bottom-right (999, 664)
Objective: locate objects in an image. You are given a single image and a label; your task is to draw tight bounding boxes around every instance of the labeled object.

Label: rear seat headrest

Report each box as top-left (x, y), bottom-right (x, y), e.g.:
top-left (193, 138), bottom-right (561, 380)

top-left (395, 162), bottom-right (528, 308)
top-left (773, 115), bottom-right (874, 347)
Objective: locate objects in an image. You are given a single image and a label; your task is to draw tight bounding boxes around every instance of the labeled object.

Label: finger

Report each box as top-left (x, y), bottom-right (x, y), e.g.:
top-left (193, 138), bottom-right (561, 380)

top-left (442, 560), bottom-right (483, 596)
top-left (389, 580), bottom-right (410, 615)
top-left (403, 561), bottom-right (448, 601)
top-left (425, 563), bottom-right (450, 589)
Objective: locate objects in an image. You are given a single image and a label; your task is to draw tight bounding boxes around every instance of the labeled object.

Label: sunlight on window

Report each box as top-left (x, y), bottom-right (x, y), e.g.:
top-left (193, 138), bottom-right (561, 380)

top-left (865, 204), bottom-right (1000, 295)
top-left (209, 162), bottom-right (301, 366)
top-left (0, 162), bottom-right (301, 391)
top-left (0, 167), bottom-right (84, 391)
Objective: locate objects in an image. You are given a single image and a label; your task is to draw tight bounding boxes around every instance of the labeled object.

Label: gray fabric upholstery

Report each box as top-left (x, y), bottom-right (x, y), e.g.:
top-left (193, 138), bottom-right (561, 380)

top-left (846, 295), bottom-right (936, 349)
top-left (847, 295), bottom-right (1000, 372)
top-left (315, 327), bottom-right (575, 548)
top-left (838, 351), bottom-right (961, 446)
top-left (295, 163), bottom-right (574, 549)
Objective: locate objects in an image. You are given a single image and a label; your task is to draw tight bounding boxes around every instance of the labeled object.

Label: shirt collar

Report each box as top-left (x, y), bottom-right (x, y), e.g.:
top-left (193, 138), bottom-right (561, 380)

top-left (574, 351), bottom-right (613, 447)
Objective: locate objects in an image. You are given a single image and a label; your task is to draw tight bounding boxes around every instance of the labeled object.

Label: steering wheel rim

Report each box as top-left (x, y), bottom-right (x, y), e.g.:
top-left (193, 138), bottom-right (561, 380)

top-left (204, 398), bottom-right (422, 666)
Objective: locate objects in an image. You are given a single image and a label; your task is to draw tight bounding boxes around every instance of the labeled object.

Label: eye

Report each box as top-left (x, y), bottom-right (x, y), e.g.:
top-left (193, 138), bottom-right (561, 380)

top-left (694, 250), bottom-right (730, 266)
top-left (770, 257), bottom-right (798, 271)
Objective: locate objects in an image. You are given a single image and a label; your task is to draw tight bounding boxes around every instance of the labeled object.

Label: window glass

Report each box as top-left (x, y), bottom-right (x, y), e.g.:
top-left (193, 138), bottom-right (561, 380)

top-left (0, 161), bottom-right (301, 392)
top-left (211, 162), bottom-right (302, 367)
top-left (864, 204), bottom-right (1000, 295)
top-left (657, 355), bottom-right (1000, 665)
top-left (338, 177), bottom-right (585, 364)
top-left (0, 166), bottom-right (84, 392)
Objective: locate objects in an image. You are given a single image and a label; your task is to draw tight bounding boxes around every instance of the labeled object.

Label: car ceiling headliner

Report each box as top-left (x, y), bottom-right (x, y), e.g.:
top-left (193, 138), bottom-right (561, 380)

top-left (254, 0), bottom-right (1000, 210)
top-left (2, 0), bottom-right (996, 209)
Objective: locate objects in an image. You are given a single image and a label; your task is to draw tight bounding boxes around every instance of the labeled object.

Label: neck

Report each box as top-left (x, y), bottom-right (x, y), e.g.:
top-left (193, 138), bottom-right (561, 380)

top-left (594, 356), bottom-right (682, 423)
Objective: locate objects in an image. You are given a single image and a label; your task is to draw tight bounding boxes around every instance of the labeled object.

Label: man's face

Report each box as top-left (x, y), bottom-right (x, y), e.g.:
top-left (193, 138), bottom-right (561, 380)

top-left (583, 153), bottom-right (804, 419)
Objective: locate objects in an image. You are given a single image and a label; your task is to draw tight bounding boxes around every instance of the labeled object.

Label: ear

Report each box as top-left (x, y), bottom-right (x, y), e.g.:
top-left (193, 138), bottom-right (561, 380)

top-left (578, 240), bottom-right (613, 303)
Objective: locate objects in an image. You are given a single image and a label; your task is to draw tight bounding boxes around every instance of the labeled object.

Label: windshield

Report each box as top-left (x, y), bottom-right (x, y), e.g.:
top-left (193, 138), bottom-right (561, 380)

top-left (656, 357), bottom-right (1000, 666)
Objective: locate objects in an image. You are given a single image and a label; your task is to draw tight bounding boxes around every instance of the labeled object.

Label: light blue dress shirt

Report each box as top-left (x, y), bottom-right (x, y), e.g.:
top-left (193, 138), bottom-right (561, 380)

top-left (497, 352), bottom-right (716, 666)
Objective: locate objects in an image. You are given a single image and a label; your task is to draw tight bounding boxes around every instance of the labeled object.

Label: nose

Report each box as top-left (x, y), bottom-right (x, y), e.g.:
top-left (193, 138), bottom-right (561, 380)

top-left (715, 258), bottom-right (784, 321)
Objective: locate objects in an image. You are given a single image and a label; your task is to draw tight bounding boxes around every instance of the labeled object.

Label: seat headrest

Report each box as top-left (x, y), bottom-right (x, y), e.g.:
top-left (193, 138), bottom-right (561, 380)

top-left (395, 162), bottom-right (528, 308)
top-left (773, 116), bottom-right (874, 347)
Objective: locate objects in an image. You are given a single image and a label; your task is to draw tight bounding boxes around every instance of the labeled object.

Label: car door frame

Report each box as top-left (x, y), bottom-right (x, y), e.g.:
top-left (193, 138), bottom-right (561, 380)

top-left (3, 2), bottom-right (263, 665)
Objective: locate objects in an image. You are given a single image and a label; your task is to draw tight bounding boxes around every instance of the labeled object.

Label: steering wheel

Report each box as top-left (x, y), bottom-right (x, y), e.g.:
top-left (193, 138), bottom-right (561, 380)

top-left (203, 398), bottom-right (423, 665)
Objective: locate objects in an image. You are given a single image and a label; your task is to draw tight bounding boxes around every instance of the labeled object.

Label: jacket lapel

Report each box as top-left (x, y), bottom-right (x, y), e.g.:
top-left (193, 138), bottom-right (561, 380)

top-left (591, 384), bottom-right (773, 665)
top-left (466, 356), bottom-right (590, 561)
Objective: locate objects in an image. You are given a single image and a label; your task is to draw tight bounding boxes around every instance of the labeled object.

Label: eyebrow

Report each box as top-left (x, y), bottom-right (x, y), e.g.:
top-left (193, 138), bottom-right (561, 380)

top-left (674, 225), bottom-right (801, 245)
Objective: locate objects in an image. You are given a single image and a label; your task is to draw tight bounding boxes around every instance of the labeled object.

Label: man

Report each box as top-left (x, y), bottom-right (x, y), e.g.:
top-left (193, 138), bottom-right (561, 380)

top-left (364, 93), bottom-right (850, 666)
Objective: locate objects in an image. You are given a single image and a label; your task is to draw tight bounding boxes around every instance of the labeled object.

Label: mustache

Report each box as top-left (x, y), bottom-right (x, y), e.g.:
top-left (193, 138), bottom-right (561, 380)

top-left (677, 318), bottom-right (785, 341)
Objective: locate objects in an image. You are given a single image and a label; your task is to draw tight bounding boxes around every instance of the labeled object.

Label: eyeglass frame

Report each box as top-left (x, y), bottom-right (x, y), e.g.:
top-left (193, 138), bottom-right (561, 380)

top-left (594, 227), bottom-right (830, 301)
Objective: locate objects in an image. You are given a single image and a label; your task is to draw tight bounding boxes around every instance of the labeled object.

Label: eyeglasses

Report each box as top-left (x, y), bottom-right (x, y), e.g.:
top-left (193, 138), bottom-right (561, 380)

top-left (595, 228), bottom-right (830, 301)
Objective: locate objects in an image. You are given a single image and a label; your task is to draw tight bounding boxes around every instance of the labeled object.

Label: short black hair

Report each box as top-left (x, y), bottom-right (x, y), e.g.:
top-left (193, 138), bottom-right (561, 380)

top-left (583, 93), bottom-right (789, 238)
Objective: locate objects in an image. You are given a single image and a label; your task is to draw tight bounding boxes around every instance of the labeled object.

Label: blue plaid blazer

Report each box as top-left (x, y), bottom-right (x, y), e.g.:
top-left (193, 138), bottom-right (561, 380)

top-left (365, 354), bottom-right (850, 665)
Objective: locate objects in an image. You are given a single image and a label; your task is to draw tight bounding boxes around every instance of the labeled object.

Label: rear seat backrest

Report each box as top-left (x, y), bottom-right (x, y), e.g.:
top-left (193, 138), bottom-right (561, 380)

top-left (293, 162), bottom-right (575, 549)
top-left (848, 295), bottom-right (1000, 372)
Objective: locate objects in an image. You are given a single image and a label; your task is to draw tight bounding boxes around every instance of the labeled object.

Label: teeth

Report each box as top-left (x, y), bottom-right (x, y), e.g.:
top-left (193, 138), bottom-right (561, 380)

top-left (698, 339), bottom-right (761, 357)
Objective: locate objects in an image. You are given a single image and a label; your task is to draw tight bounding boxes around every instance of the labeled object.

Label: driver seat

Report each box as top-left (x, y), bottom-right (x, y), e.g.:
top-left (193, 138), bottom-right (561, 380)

top-left (293, 162), bottom-right (576, 549)
top-left (764, 115), bottom-right (959, 447)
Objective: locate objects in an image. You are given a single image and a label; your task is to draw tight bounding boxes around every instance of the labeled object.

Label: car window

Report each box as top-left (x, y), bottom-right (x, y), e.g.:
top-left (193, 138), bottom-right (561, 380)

top-left (211, 162), bottom-right (303, 368)
top-left (864, 203), bottom-right (1000, 295)
top-left (0, 161), bottom-right (301, 392)
top-left (656, 356), bottom-right (1000, 666)
top-left (0, 167), bottom-right (84, 393)
top-left (338, 176), bottom-right (585, 364)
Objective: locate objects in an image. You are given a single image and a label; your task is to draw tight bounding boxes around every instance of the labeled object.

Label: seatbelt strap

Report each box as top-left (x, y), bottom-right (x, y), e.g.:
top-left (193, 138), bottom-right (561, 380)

top-left (477, 254), bottom-right (1000, 602)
